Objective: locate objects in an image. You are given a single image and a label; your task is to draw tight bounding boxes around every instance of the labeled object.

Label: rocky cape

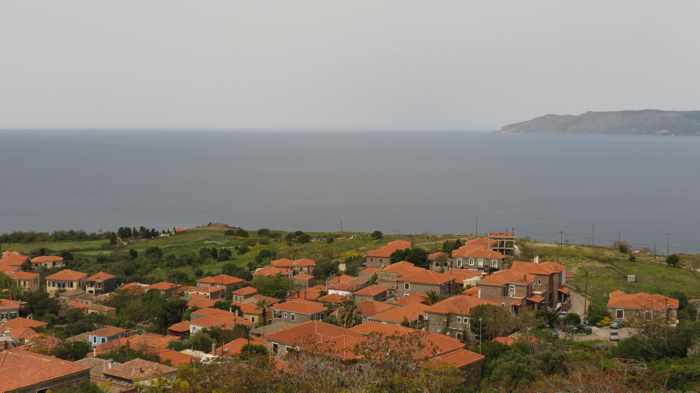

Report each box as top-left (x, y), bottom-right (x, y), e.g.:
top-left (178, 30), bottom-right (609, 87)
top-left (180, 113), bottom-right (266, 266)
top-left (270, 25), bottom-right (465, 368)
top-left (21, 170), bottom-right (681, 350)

top-left (500, 110), bottom-right (700, 136)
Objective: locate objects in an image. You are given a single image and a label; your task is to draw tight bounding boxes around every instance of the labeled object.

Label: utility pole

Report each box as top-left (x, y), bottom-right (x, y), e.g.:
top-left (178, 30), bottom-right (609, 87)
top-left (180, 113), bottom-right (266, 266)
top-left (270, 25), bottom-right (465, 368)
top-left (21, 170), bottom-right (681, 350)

top-left (666, 233), bottom-right (671, 256)
top-left (591, 224), bottom-right (595, 246)
top-left (559, 231), bottom-right (565, 248)
top-left (583, 270), bottom-right (590, 323)
top-left (479, 317), bottom-right (483, 354)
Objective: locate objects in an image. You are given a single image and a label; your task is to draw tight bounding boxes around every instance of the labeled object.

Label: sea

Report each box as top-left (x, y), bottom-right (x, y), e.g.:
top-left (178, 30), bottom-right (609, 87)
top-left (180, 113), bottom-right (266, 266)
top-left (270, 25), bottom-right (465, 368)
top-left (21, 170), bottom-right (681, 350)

top-left (1, 130), bottom-right (698, 253)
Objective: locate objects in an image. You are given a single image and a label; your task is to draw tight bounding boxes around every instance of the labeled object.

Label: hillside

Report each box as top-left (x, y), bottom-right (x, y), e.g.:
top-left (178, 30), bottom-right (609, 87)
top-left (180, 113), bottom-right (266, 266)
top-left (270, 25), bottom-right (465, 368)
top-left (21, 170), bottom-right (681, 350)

top-left (500, 110), bottom-right (700, 136)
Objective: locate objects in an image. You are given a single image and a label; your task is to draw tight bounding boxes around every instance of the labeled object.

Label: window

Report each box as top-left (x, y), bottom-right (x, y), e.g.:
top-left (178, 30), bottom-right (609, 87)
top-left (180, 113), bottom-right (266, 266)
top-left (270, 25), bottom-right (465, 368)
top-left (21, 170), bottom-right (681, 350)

top-left (404, 283), bottom-right (410, 290)
top-left (645, 311), bottom-right (652, 321)
top-left (272, 343), bottom-right (279, 354)
top-left (283, 312), bottom-right (288, 319)
top-left (616, 309), bottom-right (624, 319)
top-left (536, 279), bottom-right (542, 288)
top-left (508, 285), bottom-right (516, 297)
top-left (290, 313), bottom-right (296, 321)
top-left (456, 316), bottom-right (462, 324)
top-left (457, 260), bottom-right (463, 268)
top-left (469, 259), bottom-right (475, 266)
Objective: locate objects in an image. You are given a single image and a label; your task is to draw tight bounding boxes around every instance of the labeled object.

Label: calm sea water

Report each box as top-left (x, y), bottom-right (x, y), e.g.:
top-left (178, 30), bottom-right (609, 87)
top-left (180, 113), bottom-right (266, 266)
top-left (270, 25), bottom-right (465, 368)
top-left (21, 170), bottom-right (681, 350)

top-left (1, 130), bottom-right (698, 252)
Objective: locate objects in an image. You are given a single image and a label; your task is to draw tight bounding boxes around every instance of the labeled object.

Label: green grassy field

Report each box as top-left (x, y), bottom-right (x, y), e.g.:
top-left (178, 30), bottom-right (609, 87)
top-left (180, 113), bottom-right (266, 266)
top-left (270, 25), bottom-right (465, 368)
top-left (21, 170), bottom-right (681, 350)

top-left (521, 241), bottom-right (700, 303)
top-left (4, 229), bottom-right (699, 302)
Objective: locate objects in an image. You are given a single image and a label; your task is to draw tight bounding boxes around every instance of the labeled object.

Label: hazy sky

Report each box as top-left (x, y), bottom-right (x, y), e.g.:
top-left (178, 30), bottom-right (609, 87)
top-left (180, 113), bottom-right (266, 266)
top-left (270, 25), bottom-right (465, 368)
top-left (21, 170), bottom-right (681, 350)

top-left (1, 1), bottom-right (699, 130)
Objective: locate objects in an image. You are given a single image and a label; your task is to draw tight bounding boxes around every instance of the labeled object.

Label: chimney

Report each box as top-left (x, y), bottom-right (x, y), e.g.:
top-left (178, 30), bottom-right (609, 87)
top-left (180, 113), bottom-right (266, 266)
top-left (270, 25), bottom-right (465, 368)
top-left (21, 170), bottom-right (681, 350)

top-left (533, 256), bottom-right (540, 264)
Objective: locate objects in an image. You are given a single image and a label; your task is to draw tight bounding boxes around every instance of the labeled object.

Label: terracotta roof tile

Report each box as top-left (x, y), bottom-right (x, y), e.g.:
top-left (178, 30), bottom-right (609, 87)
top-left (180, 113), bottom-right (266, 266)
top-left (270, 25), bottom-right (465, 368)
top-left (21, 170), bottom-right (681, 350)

top-left (354, 284), bottom-right (388, 297)
top-left (368, 302), bottom-right (429, 324)
top-left (264, 321), bottom-right (365, 360)
top-left (147, 281), bottom-right (180, 291)
top-left (426, 295), bottom-right (495, 316)
top-left (30, 255), bottom-right (64, 264)
top-left (2, 317), bottom-right (47, 330)
top-left (392, 292), bottom-right (427, 306)
top-left (167, 321), bottom-right (191, 334)
top-left (187, 294), bottom-right (216, 309)
top-left (103, 358), bottom-right (176, 382)
top-left (366, 240), bottom-right (412, 258)
top-left (197, 274), bottom-right (244, 286)
top-left (0, 349), bottom-right (90, 392)
top-left (607, 290), bottom-right (679, 311)
top-left (86, 271), bottom-right (115, 282)
top-left (318, 293), bottom-right (350, 304)
top-left (428, 348), bottom-right (484, 368)
top-left (157, 349), bottom-right (197, 367)
top-left (272, 300), bottom-right (327, 315)
top-left (510, 261), bottom-right (565, 275)
top-left (88, 326), bottom-right (126, 337)
top-left (254, 266), bottom-right (289, 277)
top-left (232, 286), bottom-right (258, 296)
top-left (356, 300), bottom-right (396, 317)
top-left (46, 269), bottom-right (87, 281)
top-left (480, 270), bottom-right (534, 286)
top-left (217, 337), bottom-right (265, 357)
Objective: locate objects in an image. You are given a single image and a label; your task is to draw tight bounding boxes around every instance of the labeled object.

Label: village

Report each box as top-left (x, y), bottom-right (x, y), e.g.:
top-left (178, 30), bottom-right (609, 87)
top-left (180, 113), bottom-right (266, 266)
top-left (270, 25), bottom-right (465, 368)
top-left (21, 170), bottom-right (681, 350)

top-left (0, 229), bottom-right (689, 392)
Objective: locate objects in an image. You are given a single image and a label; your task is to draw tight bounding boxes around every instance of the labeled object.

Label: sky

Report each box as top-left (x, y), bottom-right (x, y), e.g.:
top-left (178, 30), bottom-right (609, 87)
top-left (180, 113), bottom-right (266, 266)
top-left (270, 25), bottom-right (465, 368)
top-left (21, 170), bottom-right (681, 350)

top-left (1, 1), bottom-right (699, 130)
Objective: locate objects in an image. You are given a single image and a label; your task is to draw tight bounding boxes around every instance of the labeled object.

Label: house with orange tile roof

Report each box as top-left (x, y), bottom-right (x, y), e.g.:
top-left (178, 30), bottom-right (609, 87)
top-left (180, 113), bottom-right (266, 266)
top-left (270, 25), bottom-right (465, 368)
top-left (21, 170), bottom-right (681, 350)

top-left (185, 285), bottom-right (226, 301)
top-left (394, 269), bottom-right (454, 298)
top-left (264, 320), bottom-right (365, 361)
top-left (167, 321), bottom-right (191, 338)
top-left (253, 265), bottom-right (291, 278)
top-left (146, 281), bottom-right (181, 297)
top-left (425, 295), bottom-right (496, 339)
top-left (509, 259), bottom-right (567, 307)
top-left (86, 326), bottom-right (127, 347)
top-left (271, 258), bottom-right (317, 275)
top-left (85, 271), bottom-right (118, 295)
top-left (365, 240), bottom-right (412, 268)
top-left (367, 302), bottom-right (429, 328)
top-left (353, 284), bottom-right (389, 303)
top-left (157, 348), bottom-right (197, 367)
top-left (188, 307), bottom-right (252, 334)
top-left (216, 337), bottom-right (266, 357)
top-left (327, 274), bottom-right (367, 296)
top-left (94, 333), bottom-right (178, 357)
top-left (292, 272), bottom-right (315, 287)
top-left (0, 251), bottom-right (30, 273)
top-left (45, 269), bottom-right (87, 296)
top-left (607, 290), bottom-right (679, 324)
top-left (3, 270), bottom-right (40, 292)
top-left (30, 255), bottom-right (65, 269)
top-left (0, 299), bottom-right (23, 320)
top-left (390, 291), bottom-right (427, 306)
top-left (118, 282), bottom-right (149, 295)
top-left (427, 348), bottom-right (485, 384)
top-left (0, 349), bottom-right (90, 393)
top-left (356, 300), bottom-right (396, 320)
top-left (271, 300), bottom-right (328, 323)
top-left (187, 294), bottom-right (216, 309)
top-left (232, 286), bottom-right (258, 303)
top-left (477, 269), bottom-right (535, 314)
top-left (196, 274), bottom-right (245, 292)
top-left (448, 244), bottom-right (506, 272)
top-left (102, 358), bottom-right (177, 391)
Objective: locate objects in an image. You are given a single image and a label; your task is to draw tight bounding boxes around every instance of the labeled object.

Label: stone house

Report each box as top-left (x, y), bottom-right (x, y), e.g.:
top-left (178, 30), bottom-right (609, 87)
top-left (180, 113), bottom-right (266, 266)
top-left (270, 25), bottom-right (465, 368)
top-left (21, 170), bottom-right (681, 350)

top-left (365, 240), bottom-right (412, 268)
top-left (476, 269), bottom-right (535, 314)
top-left (425, 295), bottom-right (495, 340)
top-left (509, 259), bottom-right (567, 308)
top-left (85, 271), bottom-right (118, 295)
top-left (607, 290), bottom-right (679, 325)
top-left (271, 300), bottom-right (327, 323)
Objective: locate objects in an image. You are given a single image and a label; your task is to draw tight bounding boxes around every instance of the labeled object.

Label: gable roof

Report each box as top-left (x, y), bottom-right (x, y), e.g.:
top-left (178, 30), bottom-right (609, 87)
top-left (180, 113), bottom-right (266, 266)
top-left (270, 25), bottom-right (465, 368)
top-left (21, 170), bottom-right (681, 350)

top-left (426, 295), bottom-right (495, 316)
top-left (94, 333), bottom-right (178, 356)
top-left (356, 300), bottom-right (396, 317)
top-left (607, 290), bottom-right (679, 311)
top-left (366, 240), bottom-right (412, 258)
top-left (2, 317), bottom-right (47, 330)
top-left (197, 274), bottom-right (244, 286)
top-left (382, 261), bottom-right (423, 275)
top-left (0, 349), bottom-right (90, 392)
top-left (103, 358), bottom-right (176, 382)
top-left (147, 281), bottom-right (180, 291)
top-left (3, 270), bottom-right (39, 281)
top-left (452, 244), bottom-right (504, 259)
top-left (271, 300), bottom-right (327, 315)
top-left (157, 349), bottom-right (197, 367)
top-left (217, 337), bottom-right (266, 357)
top-left (254, 266), bottom-right (289, 277)
top-left (350, 322), bottom-right (464, 359)
top-left (510, 260), bottom-right (565, 275)
top-left (187, 294), bottom-right (216, 309)
top-left (428, 348), bottom-right (484, 368)
top-left (0, 299), bottom-right (22, 310)
top-left (264, 320), bottom-right (365, 360)
top-left (354, 284), bottom-right (388, 297)
top-left (317, 293), bottom-right (350, 305)
top-left (368, 302), bottom-right (429, 324)
top-left (86, 271), bottom-right (116, 282)
top-left (88, 326), bottom-right (126, 338)
top-left (30, 255), bottom-right (64, 265)
top-left (232, 286), bottom-right (258, 296)
top-left (46, 269), bottom-right (87, 281)
top-left (392, 292), bottom-right (427, 306)
top-left (479, 269), bottom-right (534, 286)
top-left (399, 269), bottom-right (453, 286)
top-left (327, 275), bottom-right (364, 292)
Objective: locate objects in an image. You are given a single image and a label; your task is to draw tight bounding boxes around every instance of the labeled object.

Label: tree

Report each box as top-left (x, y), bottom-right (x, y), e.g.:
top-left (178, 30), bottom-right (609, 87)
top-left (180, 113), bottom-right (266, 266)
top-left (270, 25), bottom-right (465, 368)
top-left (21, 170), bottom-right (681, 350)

top-left (314, 260), bottom-right (338, 281)
top-left (666, 254), bottom-right (681, 267)
top-left (441, 239), bottom-right (463, 253)
top-left (52, 341), bottom-right (90, 361)
top-left (128, 249), bottom-right (138, 260)
top-left (670, 291), bottom-right (689, 310)
top-left (390, 248), bottom-right (429, 268)
top-left (257, 228), bottom-right (271, 237)
top-left (221, 263), bottom-right (252, 281)
top-left (424, 290), bottom-right (442, 305)
top-left (240, 344), bottom-right (268, 360)
top-left (20, 259), bottom-right (33, 272)
top-left (218, 248), bottom-right (233, 261)
top-left (334, 300), bottom-right (362, 328)
top-left (371, 230), bottom-right (384, 240)
top-left (144, 247), bottom-right (163, 261)
top-left (254, 250), bottom-right (277, 265)
top-left (251, 275), bottom-right (294, 299)
top-left (470, 304), bottom-right (517, 341)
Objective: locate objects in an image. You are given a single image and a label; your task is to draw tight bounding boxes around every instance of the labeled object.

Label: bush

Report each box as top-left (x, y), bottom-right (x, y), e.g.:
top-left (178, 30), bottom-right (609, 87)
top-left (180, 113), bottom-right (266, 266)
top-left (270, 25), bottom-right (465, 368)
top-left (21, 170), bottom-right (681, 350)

top-left (666, 254), bottom-right (681, 267)
top-left (257, 228), bottom-right (271, 237)
top-left (52, 341), bottom-right (91, 361)
top-left (370, 231), bottom-right (383, 240)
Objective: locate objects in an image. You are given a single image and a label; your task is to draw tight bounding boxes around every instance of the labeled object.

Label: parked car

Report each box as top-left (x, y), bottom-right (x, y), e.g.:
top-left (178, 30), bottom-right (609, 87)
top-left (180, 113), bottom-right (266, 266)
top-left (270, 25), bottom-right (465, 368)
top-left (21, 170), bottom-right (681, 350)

top-left (610, 319), bottom-right (624, 329)
top-left (609, 330), bottom-right (620, 341)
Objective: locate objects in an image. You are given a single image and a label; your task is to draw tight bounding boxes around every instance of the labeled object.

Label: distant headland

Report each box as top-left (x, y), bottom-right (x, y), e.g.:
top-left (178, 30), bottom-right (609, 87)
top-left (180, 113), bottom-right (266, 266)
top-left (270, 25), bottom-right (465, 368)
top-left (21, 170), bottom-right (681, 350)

top-left (500, 110), bottom-right (700, 136)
